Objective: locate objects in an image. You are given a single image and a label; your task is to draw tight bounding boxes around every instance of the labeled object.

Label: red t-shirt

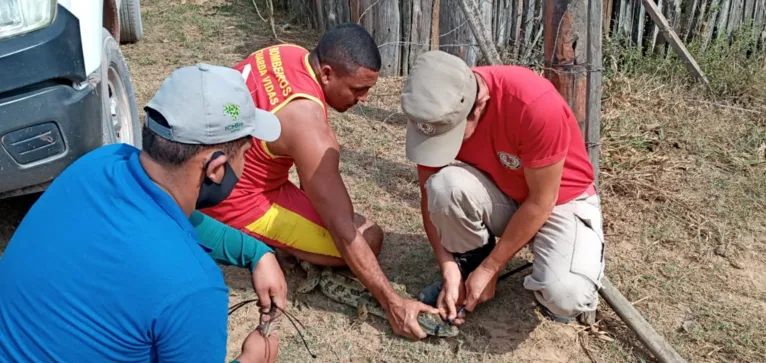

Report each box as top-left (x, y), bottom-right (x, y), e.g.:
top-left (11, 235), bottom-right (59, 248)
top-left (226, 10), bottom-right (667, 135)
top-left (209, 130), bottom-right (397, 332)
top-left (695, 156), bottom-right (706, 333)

top-left (421, 65), bottom-right (594, 205)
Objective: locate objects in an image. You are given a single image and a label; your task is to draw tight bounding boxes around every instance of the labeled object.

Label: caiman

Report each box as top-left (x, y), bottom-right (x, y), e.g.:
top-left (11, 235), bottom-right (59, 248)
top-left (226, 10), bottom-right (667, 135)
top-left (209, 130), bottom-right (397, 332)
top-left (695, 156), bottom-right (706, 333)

top-left (296, 261), bottom-right (459, 338)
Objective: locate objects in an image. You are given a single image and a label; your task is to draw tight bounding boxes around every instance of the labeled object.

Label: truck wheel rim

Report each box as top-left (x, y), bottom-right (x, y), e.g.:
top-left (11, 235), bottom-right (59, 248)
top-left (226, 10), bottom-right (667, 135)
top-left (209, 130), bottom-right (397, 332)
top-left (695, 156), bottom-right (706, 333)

top-left (108, 62), bottom-right (132, 144)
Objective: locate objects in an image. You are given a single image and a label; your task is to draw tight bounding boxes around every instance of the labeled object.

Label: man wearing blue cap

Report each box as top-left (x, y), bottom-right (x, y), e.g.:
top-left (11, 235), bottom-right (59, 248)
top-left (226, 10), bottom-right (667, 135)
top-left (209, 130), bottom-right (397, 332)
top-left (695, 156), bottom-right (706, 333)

top-left (0, 64), bottom-right (284, 362)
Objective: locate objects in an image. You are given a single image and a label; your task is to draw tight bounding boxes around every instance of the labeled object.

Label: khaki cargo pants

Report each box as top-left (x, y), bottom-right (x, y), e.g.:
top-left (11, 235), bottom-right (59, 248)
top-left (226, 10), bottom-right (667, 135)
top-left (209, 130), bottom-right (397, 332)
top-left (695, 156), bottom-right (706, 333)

top-left (424, 163), bottom-right (605, 319)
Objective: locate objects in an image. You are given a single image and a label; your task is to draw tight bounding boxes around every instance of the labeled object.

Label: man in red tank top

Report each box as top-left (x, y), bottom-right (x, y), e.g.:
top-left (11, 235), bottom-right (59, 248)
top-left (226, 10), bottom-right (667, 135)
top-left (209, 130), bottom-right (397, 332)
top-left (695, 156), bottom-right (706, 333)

top-left (400, 50), bottom-right (605, 327)
top-left (199, 23), bottom-right (438, 340)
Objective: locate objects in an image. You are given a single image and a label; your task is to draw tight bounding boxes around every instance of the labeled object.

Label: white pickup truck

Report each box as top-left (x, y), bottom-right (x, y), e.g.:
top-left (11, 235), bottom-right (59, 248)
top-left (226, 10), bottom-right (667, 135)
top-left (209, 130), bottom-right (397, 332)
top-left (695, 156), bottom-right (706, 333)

top-left (0, 0), bottom-right (144, 199)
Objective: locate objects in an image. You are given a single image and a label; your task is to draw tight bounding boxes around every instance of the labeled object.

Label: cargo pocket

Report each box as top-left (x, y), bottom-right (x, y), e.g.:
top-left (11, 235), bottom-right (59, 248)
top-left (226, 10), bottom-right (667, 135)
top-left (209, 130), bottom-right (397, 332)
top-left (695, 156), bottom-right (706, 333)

top-left (569, 212), bottom-right (605, 289)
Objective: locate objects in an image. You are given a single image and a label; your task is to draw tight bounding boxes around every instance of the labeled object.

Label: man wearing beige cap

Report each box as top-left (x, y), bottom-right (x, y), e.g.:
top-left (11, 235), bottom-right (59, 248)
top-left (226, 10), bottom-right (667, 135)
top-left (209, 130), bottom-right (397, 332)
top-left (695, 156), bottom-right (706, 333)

top-left (401, 50), bottom-right (605, 326)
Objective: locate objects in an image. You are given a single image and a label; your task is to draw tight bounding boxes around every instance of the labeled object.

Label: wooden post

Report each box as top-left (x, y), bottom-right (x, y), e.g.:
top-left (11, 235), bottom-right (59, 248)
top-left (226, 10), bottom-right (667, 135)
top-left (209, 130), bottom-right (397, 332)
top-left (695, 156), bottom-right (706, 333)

top-left (543, 0), bottom-right (588, 134)
top-left (600, 277), bottom-right (689, 363)
top-left (587, 0), bottom-right (603, 186)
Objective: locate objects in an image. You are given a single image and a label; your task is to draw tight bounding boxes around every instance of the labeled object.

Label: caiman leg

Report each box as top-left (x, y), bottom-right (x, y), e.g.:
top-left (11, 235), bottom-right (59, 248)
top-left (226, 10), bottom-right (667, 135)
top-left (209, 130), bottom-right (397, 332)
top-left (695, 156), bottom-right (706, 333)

top-left (315, 268), bottom-right (461, 338)
top-left (360, 279), bottom-right (459, 337)
top-left (391, 282), bottom-right (408, 295)
top-left (356, 294), bottom-right (372, 322)
top-left (297, 260), bottom-right (322, 293)
top-left (390, 282), bottom-right (460, 337)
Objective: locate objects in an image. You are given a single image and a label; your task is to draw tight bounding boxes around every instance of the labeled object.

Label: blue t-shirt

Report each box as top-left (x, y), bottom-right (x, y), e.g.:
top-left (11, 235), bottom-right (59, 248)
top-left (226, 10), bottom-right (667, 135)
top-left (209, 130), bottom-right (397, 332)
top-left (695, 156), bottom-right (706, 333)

top-left (0, 144), bottom-right (229, 362)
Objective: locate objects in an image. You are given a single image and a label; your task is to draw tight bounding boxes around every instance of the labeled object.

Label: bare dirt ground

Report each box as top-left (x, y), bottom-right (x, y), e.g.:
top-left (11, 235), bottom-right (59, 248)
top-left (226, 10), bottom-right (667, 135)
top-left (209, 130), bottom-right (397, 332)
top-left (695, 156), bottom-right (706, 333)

top-left (1, 0), bottom-right (764, 362)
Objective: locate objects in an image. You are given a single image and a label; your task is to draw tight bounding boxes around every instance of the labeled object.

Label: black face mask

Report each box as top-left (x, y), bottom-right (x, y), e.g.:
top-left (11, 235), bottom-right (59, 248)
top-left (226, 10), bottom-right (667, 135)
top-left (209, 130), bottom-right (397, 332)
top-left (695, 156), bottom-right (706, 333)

top-left (196, 151), bottom-right (239, 210)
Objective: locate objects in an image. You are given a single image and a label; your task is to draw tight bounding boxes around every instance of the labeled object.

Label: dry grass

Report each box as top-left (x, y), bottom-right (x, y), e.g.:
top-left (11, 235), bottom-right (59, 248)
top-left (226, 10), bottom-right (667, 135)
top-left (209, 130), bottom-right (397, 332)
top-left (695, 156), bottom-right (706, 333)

top-left (1, 0), bottom-right (765, 362)
top-left (593, 72), bottom-right (766, 363)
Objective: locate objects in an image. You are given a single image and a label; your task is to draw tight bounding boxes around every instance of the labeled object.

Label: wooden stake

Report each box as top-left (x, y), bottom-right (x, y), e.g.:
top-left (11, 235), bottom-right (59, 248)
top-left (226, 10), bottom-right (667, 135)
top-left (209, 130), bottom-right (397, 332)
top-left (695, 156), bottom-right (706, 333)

top-left (513, 0), bottom-right (523, 58)
top-left (586, 0), bottom-right (603, 186)
top-left (543, 0), bottom-right (588, 132)
top-left (454, 0), bottom-right (503, 64)
top-left (401, 0), bottom-right (413, 76)
top-left (651, 0), bottom-right (665, 52)
top-left (375, 0), bottom-right (401, 76)
top-left (430, 0), bottom-right (440, 50)
top-left (702, 0), bottom-right (720, 49)
top-left (522, 0), bottom-right (537, 61)
top-left (641, 0), bottom-right (711, 86)
top-left (600, 277), bottom-right (689, 363)
top-left (408, 0), bottom-right (434, 69)
top-left (717, 0), bottom-right (733, 41)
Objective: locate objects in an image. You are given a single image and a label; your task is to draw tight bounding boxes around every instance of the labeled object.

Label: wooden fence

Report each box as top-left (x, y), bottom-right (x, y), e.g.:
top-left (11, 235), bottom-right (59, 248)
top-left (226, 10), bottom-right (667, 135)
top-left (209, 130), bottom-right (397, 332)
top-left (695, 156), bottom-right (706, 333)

top-left (274, 0), bottom-right (766, 76)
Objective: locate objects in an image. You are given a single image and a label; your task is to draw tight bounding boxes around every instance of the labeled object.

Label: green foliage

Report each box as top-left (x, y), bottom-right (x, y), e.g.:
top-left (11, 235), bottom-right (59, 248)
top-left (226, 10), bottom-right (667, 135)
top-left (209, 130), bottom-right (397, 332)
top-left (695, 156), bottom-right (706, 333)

top-left (603, 26), bottom-right (766, 104)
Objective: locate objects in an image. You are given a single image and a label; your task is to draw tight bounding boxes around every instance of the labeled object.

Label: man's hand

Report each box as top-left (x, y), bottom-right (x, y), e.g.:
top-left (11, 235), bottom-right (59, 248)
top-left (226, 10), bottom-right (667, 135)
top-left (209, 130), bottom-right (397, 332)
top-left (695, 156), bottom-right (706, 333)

top-left (235, 328), bottom-right (279, 363)
top-left (387, 296), bottom-right (440, 340)
top-left (437, 261), bottom-right (464, 324)
top-left (463, 263), bottom-right (499, 313)
top-left (251, 252), bottom-right (288, 320)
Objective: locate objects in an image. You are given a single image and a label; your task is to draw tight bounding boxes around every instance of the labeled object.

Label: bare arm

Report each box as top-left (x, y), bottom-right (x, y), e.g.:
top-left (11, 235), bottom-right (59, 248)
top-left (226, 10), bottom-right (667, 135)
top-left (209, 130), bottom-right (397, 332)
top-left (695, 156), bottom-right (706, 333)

top-left (481, 158), bottom-right (564, 273)
top-left (276, 100), bottom-right (400, 308)
top-left (481, 94), bottom-right (572, 273)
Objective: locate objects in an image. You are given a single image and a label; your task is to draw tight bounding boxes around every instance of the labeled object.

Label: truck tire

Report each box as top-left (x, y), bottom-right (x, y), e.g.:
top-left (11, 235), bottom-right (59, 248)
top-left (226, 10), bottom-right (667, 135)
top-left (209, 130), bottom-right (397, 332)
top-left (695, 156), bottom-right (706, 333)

top-left (118, 0), bottom-right (143, 43)
top-left (99, 28), bottom-right (141, 147)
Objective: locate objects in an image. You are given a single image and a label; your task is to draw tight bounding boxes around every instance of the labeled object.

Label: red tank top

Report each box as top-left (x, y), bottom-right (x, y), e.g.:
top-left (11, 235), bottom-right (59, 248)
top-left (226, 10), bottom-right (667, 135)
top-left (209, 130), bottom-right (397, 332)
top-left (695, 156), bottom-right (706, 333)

top-left (199, 44), bottom-right (328, 226)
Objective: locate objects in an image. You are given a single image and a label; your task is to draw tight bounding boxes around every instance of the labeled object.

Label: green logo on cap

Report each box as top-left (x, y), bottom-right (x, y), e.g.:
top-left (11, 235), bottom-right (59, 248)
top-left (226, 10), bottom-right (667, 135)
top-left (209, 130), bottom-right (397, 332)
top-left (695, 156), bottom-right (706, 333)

top-left (223, 103), bottom-right (240, 121)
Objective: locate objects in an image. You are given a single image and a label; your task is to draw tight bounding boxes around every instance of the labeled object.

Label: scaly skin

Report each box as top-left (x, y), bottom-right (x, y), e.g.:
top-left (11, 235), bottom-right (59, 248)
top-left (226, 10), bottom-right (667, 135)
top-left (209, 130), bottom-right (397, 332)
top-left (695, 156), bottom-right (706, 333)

top-left (297, 260), bottom-right (322, 293)
top-left (298, 261), bottom-right (459, 338)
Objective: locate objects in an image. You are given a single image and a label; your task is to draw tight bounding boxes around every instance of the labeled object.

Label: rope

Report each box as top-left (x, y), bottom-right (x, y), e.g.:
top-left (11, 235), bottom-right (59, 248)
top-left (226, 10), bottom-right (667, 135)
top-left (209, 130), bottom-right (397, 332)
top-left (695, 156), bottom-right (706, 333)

top-left (229, 299), bottom-right (317, 359)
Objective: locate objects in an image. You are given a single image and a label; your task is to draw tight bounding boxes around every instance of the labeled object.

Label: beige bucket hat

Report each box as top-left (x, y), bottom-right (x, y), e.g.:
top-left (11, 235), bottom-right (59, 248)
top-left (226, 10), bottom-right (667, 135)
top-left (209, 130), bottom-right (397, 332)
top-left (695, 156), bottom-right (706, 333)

top-left (400, 50), bottom-right (477, 167)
